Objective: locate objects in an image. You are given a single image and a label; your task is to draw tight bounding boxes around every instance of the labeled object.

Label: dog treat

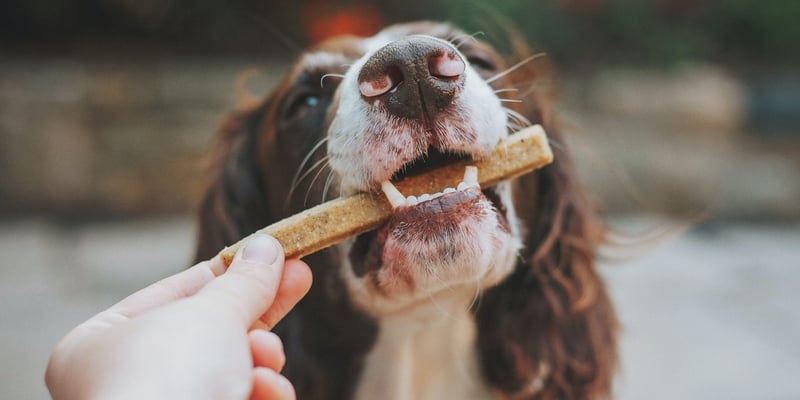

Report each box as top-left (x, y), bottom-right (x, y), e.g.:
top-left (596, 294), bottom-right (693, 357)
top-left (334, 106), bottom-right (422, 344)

top-left (219, 124), bottom-right (553, 265)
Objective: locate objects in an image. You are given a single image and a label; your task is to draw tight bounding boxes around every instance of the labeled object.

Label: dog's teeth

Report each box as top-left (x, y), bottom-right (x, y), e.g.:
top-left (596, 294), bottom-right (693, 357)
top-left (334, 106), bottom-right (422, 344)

top-left (462, 166), bottom-right (479, 187)
top-left (383, 169), bottom-right (478, 209)
top-left (381, 181), bottom-right (406, 208)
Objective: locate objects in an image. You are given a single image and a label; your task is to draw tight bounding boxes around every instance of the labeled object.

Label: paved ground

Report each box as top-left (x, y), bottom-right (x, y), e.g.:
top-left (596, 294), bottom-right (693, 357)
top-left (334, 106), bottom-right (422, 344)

top-left (1, 216), bottom-right (798, 399)
top-left (604, 219), bottom-right (800, 399)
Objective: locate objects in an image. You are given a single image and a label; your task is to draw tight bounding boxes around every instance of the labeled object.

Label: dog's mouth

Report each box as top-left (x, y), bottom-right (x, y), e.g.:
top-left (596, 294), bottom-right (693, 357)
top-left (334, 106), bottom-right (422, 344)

top-left (331, 32), bottom-right (516, 300)
top-left (349, 147), bottom-right (510, 279)
top-left (389, 146), bottom-right (472, 181)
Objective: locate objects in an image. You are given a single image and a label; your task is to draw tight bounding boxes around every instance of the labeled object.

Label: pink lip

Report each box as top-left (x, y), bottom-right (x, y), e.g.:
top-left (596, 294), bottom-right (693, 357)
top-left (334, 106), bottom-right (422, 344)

top-left (390, 186), bottom-right (483, 222)
top-left (351, 186), bottom-right (490, 277)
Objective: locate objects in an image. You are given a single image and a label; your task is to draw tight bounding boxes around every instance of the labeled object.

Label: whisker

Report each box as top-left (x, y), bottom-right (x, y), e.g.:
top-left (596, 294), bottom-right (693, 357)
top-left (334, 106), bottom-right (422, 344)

top-left (548, 137), bottom-right (565, 152)
top-left (305, 160), bottom-right (331, 206)
top-left (445, 33), bottom-right (461, 44)
top-left (486, 53), bottom-right (546, 84)
top-left (504, 114), bottom-right (528, 130)
top-left (322, 169), bottom-right (336, 201)
top-left (506, 122), bottom-right (523, 134)
top-left (498, 98), bottom-right (523, 103)
top-left (320, 73), bottom-right (345, 88)
top-left (453, 31), bottom-right (485, 49)
top-left (494, 88), bottom-right (519, 94)
top-left (467, 272), bottom-right (485, 314)
top-left (290, 156), bottom-right (330, 200)
top-left (503, 107), bottom-right (531, 126)
top-left (505, 114), bottom-right (526, 128)
top-left (503, 107), bottom-right (531, 125)
top-left (300, 156), bottom-right (330, 185)
top-left (289, 138), bottom-right (329, 195)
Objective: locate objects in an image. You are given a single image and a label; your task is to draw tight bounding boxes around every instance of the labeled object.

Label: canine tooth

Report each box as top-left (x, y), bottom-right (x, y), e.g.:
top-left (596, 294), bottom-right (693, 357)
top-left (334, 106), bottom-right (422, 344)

top-left (443, 187), bottom-right (456, 193)
top-left (457, 182), bottom-right (469, 191)
top-left (463, 166), bottom-right (478, 186)
top-left (419, 193), bottom-right (432, 202)
top-left (406, 195), bottom-right (418, 205)
top-left (381, 181), bottom-right (406, 208)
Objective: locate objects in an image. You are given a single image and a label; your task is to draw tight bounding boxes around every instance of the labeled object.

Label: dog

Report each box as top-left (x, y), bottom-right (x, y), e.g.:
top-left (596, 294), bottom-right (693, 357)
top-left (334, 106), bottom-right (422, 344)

top-left (195, 21), bottom-right (618, 400)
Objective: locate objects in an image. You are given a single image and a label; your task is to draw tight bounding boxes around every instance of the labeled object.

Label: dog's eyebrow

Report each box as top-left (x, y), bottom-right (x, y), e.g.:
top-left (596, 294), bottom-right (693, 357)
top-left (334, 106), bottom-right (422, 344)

top-left (300, 51), bottom-right (354, 70)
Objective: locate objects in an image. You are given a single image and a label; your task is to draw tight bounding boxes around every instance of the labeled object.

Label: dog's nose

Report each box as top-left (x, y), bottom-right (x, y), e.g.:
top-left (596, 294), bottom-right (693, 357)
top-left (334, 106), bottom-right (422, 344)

top-left (358, 36), bottom-right (465, 121)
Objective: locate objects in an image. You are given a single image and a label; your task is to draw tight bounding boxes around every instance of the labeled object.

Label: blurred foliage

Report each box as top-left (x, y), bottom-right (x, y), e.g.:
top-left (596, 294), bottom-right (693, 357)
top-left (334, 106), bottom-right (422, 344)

top-left (1, 0), bottom-right (798, 67)
top-left (443, 0), bottom-right (800, 68)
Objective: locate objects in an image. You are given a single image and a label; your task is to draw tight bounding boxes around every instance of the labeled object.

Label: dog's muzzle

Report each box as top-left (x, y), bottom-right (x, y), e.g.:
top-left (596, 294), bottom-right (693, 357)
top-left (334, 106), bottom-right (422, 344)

top-left (357, 36), bottom-right (466, 126)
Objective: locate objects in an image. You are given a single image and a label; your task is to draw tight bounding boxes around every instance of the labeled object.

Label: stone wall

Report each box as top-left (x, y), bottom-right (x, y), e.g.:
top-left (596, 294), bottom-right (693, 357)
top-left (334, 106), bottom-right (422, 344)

top-left (561, 64), bottom-right (800, 219)
top-left (1, 58), bottom-right (798, 219)
top-left (0, 58), bottom-right (286, 216)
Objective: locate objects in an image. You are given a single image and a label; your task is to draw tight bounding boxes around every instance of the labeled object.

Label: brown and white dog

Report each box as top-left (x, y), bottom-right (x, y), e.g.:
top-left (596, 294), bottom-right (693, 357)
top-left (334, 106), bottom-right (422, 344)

top-left (195, 21), bottom-right (618, 400)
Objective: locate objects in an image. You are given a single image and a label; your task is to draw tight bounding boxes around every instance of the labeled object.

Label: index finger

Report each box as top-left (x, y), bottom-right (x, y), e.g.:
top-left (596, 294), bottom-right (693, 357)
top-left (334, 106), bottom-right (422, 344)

top-left (107, 255), bottom-right (227, 319)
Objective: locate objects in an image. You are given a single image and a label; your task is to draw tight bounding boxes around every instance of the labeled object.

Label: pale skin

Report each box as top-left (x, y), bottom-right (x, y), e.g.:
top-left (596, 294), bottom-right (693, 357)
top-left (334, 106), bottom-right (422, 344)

top-left (45, 234), bottom-right (313, 400)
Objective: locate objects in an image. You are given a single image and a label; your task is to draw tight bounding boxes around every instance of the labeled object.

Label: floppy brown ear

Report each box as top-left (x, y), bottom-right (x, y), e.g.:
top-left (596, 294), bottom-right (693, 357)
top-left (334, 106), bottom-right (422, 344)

top-left (194, 94), bottom-right (379, 399)
top-left (194, 101), bottom-right (276, 262)
top-left (473, 54), bottom-right (619, 399)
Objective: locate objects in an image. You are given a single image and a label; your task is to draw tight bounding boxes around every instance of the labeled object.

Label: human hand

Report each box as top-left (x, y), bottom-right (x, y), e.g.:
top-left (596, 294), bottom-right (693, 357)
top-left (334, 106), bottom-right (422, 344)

top-left (45, 234), bottom-right (312, 400)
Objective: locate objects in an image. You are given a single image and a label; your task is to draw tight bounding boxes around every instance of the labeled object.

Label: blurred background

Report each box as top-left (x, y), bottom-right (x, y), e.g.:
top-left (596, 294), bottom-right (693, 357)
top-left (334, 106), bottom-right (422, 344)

top-left (1, 0), bottom-right (798, 398)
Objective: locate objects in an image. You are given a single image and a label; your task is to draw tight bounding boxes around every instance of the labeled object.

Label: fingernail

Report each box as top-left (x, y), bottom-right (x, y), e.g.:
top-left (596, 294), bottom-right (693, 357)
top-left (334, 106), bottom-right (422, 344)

top-left (241, 234), bottom-right (280, 265)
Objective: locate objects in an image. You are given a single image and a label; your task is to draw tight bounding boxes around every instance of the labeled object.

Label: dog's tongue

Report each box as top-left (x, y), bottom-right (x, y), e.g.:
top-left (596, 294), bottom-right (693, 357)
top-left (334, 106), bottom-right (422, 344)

top-left (380, 166), bottom-right (479, 210)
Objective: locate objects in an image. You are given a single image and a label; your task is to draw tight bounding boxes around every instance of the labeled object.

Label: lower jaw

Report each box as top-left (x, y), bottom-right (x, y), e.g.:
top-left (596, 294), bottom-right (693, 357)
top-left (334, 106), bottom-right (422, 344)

top-left (349, 186), bottom-right (509, 278)
top-left (347, 224), bottom-right (519, 316)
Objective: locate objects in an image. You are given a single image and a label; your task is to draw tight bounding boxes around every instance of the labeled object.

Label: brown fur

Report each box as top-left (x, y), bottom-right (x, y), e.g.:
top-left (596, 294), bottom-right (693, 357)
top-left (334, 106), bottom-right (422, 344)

top-left (195, 22), bottom-right (617, 400)
top-left (470, 40), bottom-right (619, 400)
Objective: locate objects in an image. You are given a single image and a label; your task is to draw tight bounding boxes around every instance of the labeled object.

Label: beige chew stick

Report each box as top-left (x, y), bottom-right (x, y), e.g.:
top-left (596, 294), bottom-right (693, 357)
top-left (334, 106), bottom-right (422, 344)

top-left (219, 124), bottom-right (553, 265)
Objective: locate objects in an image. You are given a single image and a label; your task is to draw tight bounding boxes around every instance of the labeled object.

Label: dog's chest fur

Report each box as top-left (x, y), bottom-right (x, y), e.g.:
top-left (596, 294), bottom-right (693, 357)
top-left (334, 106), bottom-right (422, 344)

top-left (353, 294), bottom-right (495, 400)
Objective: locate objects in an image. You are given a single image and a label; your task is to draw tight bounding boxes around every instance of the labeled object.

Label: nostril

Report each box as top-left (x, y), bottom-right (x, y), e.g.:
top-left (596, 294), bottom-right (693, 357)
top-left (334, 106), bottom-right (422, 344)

top-left (359, 66), bottom-right (404, 98)
top-left (429, 52), bottom-right (465, 79)
top-left (359, 77), bottom-right (391, 97)
top-left (357, 37), bottom-right (465, 120)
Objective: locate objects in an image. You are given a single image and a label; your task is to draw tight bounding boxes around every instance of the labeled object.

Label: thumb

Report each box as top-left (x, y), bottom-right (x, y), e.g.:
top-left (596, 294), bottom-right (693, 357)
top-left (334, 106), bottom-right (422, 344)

top-left (194, 234), bottom-right (285, 328)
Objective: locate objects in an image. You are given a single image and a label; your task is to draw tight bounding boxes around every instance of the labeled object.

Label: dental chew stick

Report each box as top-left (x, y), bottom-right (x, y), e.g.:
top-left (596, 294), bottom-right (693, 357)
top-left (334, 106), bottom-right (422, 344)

top-left (218, 124), bottom-right (553, 265)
